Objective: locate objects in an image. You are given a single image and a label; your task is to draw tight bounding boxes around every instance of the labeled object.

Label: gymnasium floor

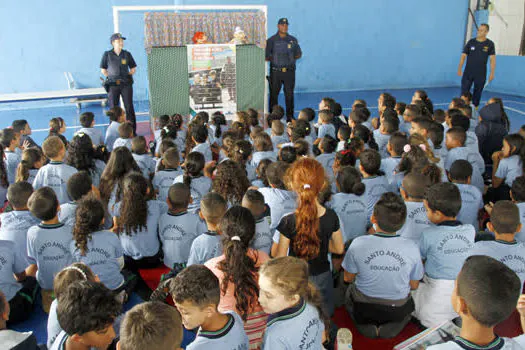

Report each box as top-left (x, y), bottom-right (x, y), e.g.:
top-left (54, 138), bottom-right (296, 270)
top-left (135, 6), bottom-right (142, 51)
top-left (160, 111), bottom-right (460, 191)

top-left (0, 86), bottom-right (523, 146)
top-left (3, 86), bottom-right (525, 349)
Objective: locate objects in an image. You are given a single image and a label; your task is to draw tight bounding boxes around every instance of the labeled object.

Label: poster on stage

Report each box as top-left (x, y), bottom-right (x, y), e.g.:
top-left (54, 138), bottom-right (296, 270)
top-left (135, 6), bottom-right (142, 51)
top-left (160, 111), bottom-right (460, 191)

top-left (187, 44), bottom-right (237, 119)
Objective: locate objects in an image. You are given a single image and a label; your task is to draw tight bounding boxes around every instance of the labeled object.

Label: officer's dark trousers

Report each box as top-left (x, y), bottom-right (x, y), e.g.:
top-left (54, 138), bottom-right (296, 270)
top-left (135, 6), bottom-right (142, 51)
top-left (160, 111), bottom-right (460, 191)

top-left (109, 84), bottom-right (137, 134)
top-left (461, 72), bottom-right (486, 107)
top-left (269, 69), bottom-right (295, 120)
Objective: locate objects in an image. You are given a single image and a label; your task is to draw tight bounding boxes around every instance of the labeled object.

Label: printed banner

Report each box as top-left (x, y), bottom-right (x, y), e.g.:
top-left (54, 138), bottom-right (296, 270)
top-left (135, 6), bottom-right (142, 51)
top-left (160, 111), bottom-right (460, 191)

top-left (187, 44), bottom-right (237, 119)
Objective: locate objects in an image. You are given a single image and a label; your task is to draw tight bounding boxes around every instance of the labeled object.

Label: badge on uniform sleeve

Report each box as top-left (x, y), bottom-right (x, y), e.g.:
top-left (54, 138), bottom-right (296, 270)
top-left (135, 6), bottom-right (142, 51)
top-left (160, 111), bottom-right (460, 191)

top-left (483, 46), bottom-right (488, 52)
top-left (471, 46), bottom-right (475, 51)
top-left (121, 59), bottom-right (127, 65)
top-left (288, 44), bottom-right (292, 49)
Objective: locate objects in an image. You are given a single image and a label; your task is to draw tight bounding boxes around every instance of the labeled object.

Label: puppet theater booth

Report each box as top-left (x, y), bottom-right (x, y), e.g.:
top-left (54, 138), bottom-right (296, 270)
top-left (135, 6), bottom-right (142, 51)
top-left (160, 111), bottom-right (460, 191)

top-left (141, 6), bottom-right (268, 121)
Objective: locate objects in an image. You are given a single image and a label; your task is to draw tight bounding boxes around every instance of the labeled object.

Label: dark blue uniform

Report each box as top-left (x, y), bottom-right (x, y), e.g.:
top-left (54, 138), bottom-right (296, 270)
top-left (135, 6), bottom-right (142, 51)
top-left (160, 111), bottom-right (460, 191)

top-left (266, 33), bottom-right (302, 120)
top-left (461, 38), bottom-right (495, 107)
top-left (100, 49), bottom-right (137, 133)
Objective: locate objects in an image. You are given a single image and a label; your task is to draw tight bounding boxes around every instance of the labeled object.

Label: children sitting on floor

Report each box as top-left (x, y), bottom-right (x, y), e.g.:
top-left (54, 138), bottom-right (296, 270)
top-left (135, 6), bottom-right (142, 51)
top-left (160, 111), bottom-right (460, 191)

top-left (449, 160), bottom-right (483, 229)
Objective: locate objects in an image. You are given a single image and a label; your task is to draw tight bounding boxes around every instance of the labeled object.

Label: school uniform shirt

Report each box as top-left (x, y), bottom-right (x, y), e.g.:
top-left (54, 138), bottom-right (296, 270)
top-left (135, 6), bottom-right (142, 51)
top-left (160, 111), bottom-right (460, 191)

top-left (445, 147), bottom-right (485, 192)
top-left (362, 175), bottom-right (392, 219)
top-left (398, 201), bottom-right (432, 243)
top-left (105, 121), bottom-right (121, 152)
top-left (187, 231), bottom-right (222, 266)
top-left (495, 155), bottom-right (523, 187)
top-left (516, 202), bottom-right (525, 242)
top-left (309, 121), bottom-right (318, 140)
top-left (343, 232), bottom-right (424, 300)
top-left (70, 230), bottom-right (124, 290)
top-left (252, 212), bottom-right (273, 255)
top-left (25, 168), bottom-right (38, 185)
top-left (373, 130), bottom-right (391, 159)
top-left (336, 141), bottom-right (346, 153)
top-left (113, 138), bottom-right (132, 151)
top-left (186, 311), bottom-right (249, 350)
top-left (91, 160), bottom-right (106, 188)
top-left (113, 200), bottom-right (168, 260)
top-left (57, 202), bottom-right (77, 227)
top-left (132, 153), bottom-right (156, 179)
top-left (4, 150), bottom-right (21, 184)
top-left (208, 125), bottom-right (224, 147)
top-left (456, 183), bottom-right (483, 228)
top-left (326, 193), bottom-right (368, 242)
top-left (173, 175), bottom-right (212, 212)
top-left (26, 223), bottom-right (74, 290)
top-left (420, 221), bottom-right (475, 280)
top-left (428, 335), bottom-right (525, 350)
top-left (251, 179), bottom-right (265, 188)
top-left (153, 168), bottom-right (183, 203)
top-left (258, 187), bottom-right (297, 231)
top-left (0, 240), bottom-right (27, 302)
top-left (465, 131), bottom-right (480, 156)
top-left (381, 156), bottom-right (402, 182)
top-left (471, 240), bottom-right (525, 287)
top-left (75, 127), bottom-right (103, 146)
top-left (272, 134), bottom-right (289, 149)
top-left (48, 330), bottom-right (70, 350)
top-left (318, 123), bottom-right (336, 139)
top-left (277, 208), bottom-right (340, 276)
top-left (434, 146), bottom-right (448, 164)
top-left (0, 210), bottom-right (39, 267)
top-left (47, 300), bottom-right (62, 349)
top-left (263, 299), bottom-right (324, 350)
top-left (159, 210), bottom-right (206, 267)
top-left (192, 142), bottom-right (213, 163)
top-left (33, 161), bottom-right (77, 204)
top-left (0, 330), bottom-right (39, 350)
top-left (251, 151), bottom-right (277, 168)
top-left (244, 162), bottom-right (257, 182)
top-left (315, 153), bottom-right (336, 180)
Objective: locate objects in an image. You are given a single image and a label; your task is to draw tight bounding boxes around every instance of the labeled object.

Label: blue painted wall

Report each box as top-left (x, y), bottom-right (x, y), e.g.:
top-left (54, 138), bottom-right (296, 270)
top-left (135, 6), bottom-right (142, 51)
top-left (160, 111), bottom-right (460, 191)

top-left (0, 0), bottom-right (469, 101)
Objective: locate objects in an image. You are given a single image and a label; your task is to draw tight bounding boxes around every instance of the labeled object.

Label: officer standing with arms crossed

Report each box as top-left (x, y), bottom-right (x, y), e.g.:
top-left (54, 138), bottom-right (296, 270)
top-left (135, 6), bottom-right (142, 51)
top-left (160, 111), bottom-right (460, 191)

top-left (101, 33), bottom-right (137, 134)
top-left (457, 23), bottom-right (496, 109)
top-left (266, 18), bottom-right (302, 122)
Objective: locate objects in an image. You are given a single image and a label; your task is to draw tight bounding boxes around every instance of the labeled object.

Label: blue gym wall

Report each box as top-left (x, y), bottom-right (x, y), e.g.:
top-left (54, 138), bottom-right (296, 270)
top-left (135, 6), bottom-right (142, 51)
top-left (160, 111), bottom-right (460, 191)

top-left (1, 0), bottom-right (471, 101)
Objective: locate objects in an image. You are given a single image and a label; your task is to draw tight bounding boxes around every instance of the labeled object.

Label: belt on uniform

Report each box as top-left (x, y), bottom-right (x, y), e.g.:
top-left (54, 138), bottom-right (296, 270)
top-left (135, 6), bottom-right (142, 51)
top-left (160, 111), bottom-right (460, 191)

top-left (271, 67), bottom-right (294, 72)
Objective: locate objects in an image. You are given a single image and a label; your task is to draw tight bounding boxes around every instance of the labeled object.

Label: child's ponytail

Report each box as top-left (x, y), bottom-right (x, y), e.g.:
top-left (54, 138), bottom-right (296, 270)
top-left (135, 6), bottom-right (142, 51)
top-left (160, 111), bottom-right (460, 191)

top-left (16, 148), bottom-right (42, 183)
top-left (73, 195), bottom-right (105, 255)
top-left (120, 172), bottom-right (148, 235)
top-left (183, 152), bottom-right (205, 189)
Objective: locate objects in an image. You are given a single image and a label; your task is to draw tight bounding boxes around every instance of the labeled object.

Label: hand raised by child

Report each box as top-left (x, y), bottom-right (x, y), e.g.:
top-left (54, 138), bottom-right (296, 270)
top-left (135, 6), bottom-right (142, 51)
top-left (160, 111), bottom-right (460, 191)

top-left (517, 294), bottom-right (525, 317)
top-left (484, 202), bottom-right (494, 216)
top-left (21, 139), bottom-right (30, 150)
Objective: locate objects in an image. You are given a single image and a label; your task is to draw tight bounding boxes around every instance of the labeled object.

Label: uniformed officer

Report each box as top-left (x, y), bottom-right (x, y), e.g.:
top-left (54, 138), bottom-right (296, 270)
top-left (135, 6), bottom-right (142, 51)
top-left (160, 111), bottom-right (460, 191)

top-left (100, 33), bottom-right (137, 134)
top-left (457, 23), bottom-right (496, 108)
top-left (266, 18), bottom-right (302, 121)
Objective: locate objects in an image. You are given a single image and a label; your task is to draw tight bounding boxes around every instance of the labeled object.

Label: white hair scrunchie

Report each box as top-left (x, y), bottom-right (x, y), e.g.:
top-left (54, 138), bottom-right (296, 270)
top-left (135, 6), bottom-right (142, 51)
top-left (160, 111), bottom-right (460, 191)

top-left (231, 236), bottom-right (241, 242)
top-left (303, 184), bottom-right (311, 189)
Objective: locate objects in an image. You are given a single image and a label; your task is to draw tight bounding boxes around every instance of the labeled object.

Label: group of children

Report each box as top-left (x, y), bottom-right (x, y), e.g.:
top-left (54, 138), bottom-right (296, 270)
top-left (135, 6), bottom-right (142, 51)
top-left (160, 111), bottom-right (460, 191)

top-left (1, 89), bottom-right (525, 350)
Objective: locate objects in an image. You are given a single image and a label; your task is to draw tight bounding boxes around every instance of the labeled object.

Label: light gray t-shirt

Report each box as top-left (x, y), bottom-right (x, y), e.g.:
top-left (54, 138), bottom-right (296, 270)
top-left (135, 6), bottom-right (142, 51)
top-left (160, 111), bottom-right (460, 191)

top-left (429, 336), bottom-right (525, 350)
top-left (187, 312), bottom-right (248, 350)
top-left (495, 155), bottom-right (523, 187)
top-left (456, 183), bottom-right (483, 229)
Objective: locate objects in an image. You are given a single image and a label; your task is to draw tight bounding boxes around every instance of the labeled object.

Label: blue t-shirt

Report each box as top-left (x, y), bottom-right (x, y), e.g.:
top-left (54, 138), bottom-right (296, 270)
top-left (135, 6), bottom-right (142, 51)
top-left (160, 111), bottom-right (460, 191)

top-left (4, 151), bottom-right (20, 184)
top-left (0, 210), bottom-right (39, 267)
top-left (462, 38), bottom-right (496, 76)
top-left (33, 161), bottom-right (77, 204)
top-left (445, 147), bottom-right (485, 192)
top-left (456, 183), bottom-right (483, 229)
top-left (75, 127), bottom-right (103, 145)
top-left (373, 129), bottom-right (391, 159)
top-left (381, 157), bottom-right (402, 183)
top-left (258, 187), bottom-right (297, 231)
top-left (187, 231), bottom-right (222, 266)
top-left (192, 143), bottom-right (213, 164)
top-left (187, 312), bottom-right (249, 350)
top-left (263, 300), bottom-right (324, 350)
top-left (495, 155), bottom-right (523, 187)
top-left (471, 240), bottom-right (525, 288)
top-left (420, 221), bottom-right (475, 280)
top-left (132, 154), bottom-right (156, 179)
top-left (516, 202), bottom-right (525, 243)
top-left (105, 121), bottom-right (121, 152)
top-left (316, 153), bottom-right (336, 180)
top-left (342, 233), bottom-right (424, 300)
top-left (318, 123), bottom-right (336, 139)
top-left (58, 202), bottom-right (77, 227)
top-left (159, 210), bottom-right (206, 267)
top-left (271, 134), bottom-right (289, 149)
top-left (252, 213), bottom-right (273, 255)
top-left (465, 131), bottom-right (479, 156)
top-left (114, 200), bottom-right (168, 260)
top-left (173, 175), bottom-right (212, 212)
top-left (113, 138), bottom-right (132, 151)
top-left (251, 151), bottom-right (277, 168)
top-left (27, 223), bottom-right (74, 289)
top-left (327, 193), bottom-right (368, 242)
top-left (397, 201), bottom-right (432, 243)
top-left (153, 168), bottom-right (183, 203)
top-left (70, 230), bottom-right (124, 290)
top-left (0, 240), bottom-right (26, 301)
top-left (429, 335), bottom-right (525, 350)
top-left (362, 175), bottom-right (392, 219)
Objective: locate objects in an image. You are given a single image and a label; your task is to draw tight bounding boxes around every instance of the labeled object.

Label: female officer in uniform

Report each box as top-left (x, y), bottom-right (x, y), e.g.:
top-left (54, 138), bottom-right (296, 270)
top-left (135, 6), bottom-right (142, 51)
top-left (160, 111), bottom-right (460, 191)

top-left (100, 33), bottom-right (137, 134)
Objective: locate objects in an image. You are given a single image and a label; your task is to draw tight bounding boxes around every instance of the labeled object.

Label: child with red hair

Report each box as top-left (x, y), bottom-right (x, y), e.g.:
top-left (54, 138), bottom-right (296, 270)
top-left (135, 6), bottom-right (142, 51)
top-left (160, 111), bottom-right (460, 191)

top-left (274, 157), bottom-right (344, 316)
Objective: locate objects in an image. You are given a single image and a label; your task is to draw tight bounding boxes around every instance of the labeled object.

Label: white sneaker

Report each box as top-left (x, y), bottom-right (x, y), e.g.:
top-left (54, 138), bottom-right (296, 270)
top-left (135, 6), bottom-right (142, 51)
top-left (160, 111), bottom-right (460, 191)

top-left (337, 328), bottom-right (353, 349)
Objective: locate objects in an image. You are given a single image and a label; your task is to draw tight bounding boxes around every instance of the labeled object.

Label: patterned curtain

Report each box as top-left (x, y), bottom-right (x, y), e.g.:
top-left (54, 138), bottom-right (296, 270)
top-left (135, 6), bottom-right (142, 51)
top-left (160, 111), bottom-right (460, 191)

top-left (144, 11), bottom-right (266, 53)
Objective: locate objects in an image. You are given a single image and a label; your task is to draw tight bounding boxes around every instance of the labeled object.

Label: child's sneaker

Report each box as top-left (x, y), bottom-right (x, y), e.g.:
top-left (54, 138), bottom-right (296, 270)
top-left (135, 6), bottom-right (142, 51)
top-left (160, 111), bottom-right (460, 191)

top-left (336, 328), bottom-right (353, 349)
